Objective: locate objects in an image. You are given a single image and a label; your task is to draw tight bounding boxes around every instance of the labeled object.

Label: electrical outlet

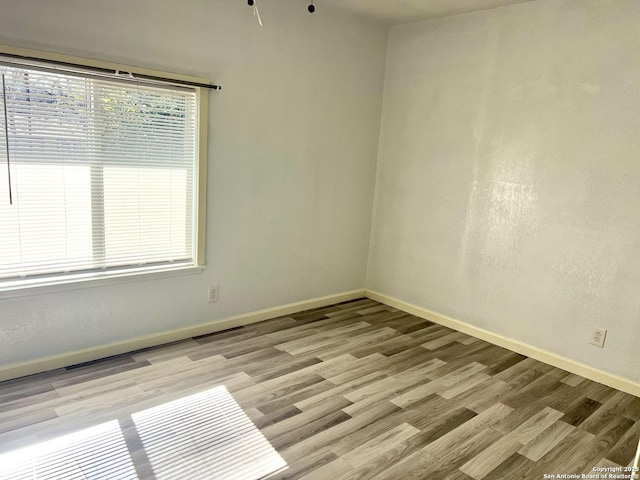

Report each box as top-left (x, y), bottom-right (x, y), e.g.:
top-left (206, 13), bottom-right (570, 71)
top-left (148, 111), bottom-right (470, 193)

top-left (208, 285), bottom-right (219, 303)
top-left (590, 327), bottom-right (607, 348)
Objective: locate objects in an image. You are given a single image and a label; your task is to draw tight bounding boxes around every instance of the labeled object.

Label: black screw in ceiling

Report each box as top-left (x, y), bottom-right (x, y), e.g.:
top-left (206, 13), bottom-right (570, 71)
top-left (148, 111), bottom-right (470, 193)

top-left (248, 0), bottom-right (254, 5)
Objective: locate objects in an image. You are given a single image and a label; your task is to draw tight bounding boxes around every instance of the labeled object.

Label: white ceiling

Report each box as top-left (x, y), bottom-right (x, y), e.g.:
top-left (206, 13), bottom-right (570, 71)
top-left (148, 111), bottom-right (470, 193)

top-left (321, 0), bottom-right (534, 25)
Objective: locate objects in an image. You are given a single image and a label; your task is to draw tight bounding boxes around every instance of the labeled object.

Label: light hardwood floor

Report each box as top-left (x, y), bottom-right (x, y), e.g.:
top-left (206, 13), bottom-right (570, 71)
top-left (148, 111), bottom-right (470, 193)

top-left (1, 298), bottom-right (639, 479)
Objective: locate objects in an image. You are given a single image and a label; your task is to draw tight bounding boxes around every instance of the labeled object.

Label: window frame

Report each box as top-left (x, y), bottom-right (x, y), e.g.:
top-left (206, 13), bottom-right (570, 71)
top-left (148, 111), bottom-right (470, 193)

top-left (0, 44), bottom-right (209, 293)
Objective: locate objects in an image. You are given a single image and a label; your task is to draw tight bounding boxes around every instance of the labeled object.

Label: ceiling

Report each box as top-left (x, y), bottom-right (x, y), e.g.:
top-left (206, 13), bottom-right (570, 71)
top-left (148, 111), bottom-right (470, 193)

top-left (321, 0), bottom-right (534, 25)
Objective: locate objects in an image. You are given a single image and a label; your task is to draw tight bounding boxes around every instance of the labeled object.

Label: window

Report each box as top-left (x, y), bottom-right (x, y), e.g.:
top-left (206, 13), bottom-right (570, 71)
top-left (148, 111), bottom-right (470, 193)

top-left (0, 52), bottom-right (207, 290)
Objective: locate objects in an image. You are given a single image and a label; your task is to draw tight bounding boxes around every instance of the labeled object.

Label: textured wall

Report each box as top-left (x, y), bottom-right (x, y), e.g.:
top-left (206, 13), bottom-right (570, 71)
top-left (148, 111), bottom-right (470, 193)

top-left (367, 0), bottom-right (640, 382)
top-left (0, 0), bottom-right (387, 365)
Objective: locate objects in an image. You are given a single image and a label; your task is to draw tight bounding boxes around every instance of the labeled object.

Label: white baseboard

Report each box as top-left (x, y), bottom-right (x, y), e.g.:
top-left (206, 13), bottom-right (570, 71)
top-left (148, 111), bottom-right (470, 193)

top-left (366, 289), bottom-right (640, 398)
top-left (0, 289), bottom-right (366, 382)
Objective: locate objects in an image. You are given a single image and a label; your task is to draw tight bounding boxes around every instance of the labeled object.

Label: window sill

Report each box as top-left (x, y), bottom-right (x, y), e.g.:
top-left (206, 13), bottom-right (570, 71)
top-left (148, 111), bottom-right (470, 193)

top-left (0, 265), bottom-right (204, 299)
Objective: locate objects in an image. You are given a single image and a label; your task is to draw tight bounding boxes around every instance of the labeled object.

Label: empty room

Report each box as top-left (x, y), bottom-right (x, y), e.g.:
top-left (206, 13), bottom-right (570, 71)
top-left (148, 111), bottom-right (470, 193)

top-left (0, 0), bottom-right (639, 478)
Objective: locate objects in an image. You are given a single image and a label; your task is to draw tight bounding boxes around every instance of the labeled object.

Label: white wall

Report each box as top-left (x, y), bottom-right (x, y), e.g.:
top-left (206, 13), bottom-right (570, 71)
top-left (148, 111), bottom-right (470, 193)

top-left (0, 0), bottom-right (387, 365)
top-left (368, 0), bottom-right (640, 382)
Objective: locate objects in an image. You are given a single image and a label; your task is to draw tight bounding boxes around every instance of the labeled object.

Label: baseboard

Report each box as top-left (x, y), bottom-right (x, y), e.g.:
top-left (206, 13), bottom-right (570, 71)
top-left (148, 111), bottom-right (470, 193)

top-left (0, 289), bottom-right (366, 382)
top-left (365, 289), bottom-right (640, 398)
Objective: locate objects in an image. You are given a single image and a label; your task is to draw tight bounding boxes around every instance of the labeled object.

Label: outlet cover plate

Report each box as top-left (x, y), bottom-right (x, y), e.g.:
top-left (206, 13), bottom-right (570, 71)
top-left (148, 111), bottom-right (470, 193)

top-left (208, 285), bottom-right (219, 303)
top-left (590, 327), bottom-right (607, 348)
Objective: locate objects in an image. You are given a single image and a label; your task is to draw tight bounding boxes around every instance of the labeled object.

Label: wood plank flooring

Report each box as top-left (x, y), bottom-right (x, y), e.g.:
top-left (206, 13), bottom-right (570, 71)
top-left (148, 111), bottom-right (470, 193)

top-left (1, 298), bottom-right (639, 479)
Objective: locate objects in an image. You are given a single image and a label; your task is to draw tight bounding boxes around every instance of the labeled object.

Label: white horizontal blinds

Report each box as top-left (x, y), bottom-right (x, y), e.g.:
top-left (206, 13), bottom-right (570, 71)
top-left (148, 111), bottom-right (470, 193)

top-left (0, 64), bottom-right (197, 281)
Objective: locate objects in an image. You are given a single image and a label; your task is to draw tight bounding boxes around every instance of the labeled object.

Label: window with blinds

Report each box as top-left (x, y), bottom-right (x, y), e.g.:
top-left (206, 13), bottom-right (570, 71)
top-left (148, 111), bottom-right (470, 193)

top-left (0, 63), bottom-right (199, 289)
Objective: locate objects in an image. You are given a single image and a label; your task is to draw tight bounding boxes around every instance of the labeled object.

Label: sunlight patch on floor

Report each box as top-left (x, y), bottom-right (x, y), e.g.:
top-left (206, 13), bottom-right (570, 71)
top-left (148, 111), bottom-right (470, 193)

top-left (0, 386), bottom-right (287, 480)
top-left (132, 386), bottom-right (287, 480)
top-left (0, 420), bottom-right (137, 479)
